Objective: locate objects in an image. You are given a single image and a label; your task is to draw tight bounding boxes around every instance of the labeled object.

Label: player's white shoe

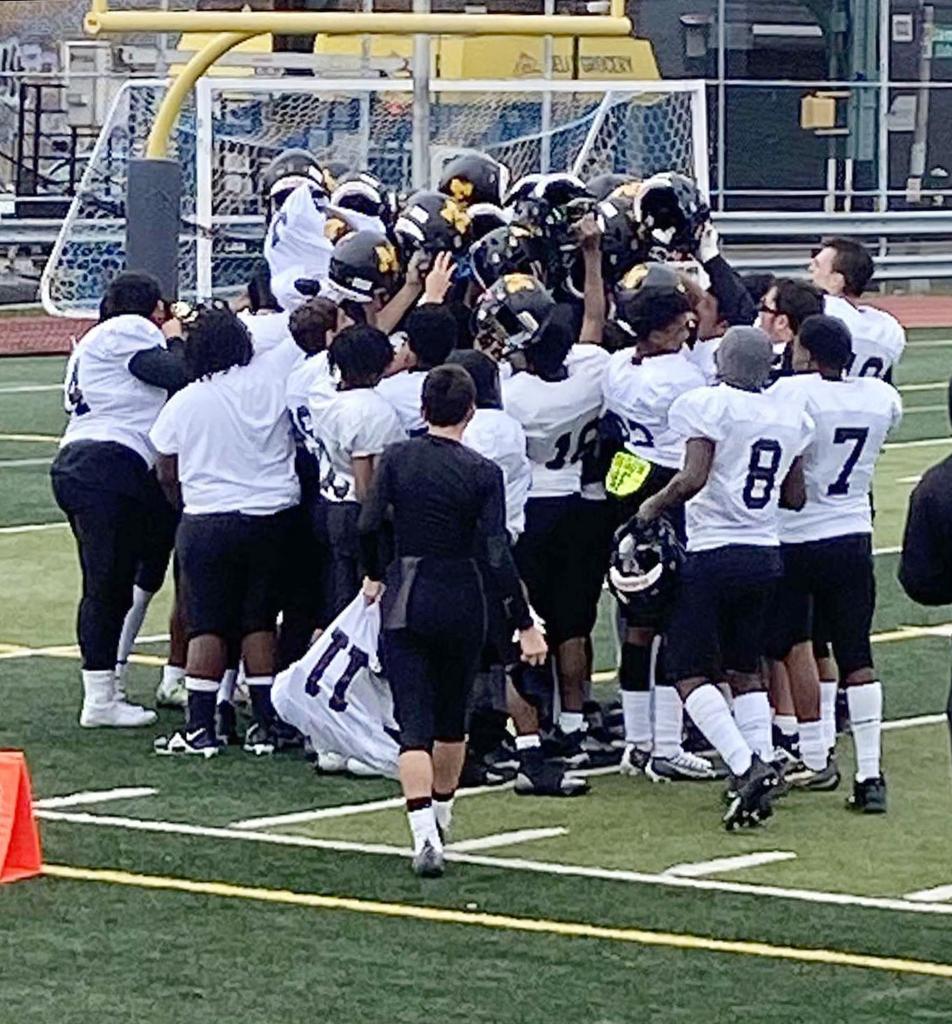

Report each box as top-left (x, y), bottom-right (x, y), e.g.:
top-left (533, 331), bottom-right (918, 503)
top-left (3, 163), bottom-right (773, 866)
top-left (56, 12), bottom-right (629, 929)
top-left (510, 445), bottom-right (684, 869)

top-left (314, 750), bottom-right (348, 773)
top-left (155, 674), bottom-right (188, 709)
top-left (345, 758), bottom-right (381, 778)
top-left (80, 700), bottom-right (158, 728)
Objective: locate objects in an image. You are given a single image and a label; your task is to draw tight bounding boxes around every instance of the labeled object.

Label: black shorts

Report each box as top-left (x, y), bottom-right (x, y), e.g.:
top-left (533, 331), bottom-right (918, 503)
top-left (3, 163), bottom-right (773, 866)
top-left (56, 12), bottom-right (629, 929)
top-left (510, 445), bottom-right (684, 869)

top-left (177, 508), bottom-right (293, 641)
top-left (135, 475), bottom-right (180, 593)
top-left (576, 497), bottom-right (616, 627)
top-left (665, 544), bottom-right (782, 683)
top-left (766, 533), bottom-right (875, 677)
top-left (515, 494), bottom-right (598, 645)
top-left (382, 570), bottom-right (486, 750)
top-left (309, 498), bottom-right (362, 627)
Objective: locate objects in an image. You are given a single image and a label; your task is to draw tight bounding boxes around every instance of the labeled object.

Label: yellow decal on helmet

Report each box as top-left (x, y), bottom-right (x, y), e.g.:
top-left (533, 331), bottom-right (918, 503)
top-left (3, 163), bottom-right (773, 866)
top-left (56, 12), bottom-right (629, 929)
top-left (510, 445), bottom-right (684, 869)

top-left (375, 244), bottom-right (398, 274)
top-left (610, 180), bottom-right (643, 199)
top-left (504, 273), bottom-right (536, 293)
top-left (448, 178), bottom-right (475, 204)
top-left (439, 198), bottom-right (471, 234)
top-left (324, 217), bottom-right (350, 243)
top-left (619, 263), bottom-right (650, 290)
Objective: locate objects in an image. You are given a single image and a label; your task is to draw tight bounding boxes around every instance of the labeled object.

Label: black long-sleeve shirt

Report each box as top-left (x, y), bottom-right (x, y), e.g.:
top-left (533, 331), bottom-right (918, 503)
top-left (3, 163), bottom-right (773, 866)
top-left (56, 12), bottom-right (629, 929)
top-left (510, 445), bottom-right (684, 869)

top-left (899, 454), bottom-right (952, 606)
top-left (358, 434), bottom-right (533, 630)
top-left (703, 253), bottom-right (757, 327)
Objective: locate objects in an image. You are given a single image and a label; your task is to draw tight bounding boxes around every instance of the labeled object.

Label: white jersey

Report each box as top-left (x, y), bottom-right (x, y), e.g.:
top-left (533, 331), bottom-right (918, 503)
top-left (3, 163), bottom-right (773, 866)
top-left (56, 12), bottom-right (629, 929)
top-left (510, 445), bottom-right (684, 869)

top-left (307, 385), bottom-right (404, 503)
top-left (150, 343), bottom-right (301, 515)
top-left (772, 373), bottom-right (902, 543)
top-left (375, 370), bottom-right (427, 437)
top-left (60, 315), bottom-right (168, 467)
top-left (239, 309), bottom-right (292, 355)
top-left (669, 383), bottom-right (815, 552)
top-left (824, 294), bottom-right (906, 379)
top-left (601, 348), bottom-right (706, 470)
top-left (503, 344), bottom-right (606, 498)
top-left (285, 350), bottom-right (332, 449)
top-left (273, 596), bottom-right (399, 779)
top-left (264, 183), bottom-right (333, 292)
top-left (464, 407), bottom-right (531, 541)
top-left (685, 337), bottom-right (721, 385)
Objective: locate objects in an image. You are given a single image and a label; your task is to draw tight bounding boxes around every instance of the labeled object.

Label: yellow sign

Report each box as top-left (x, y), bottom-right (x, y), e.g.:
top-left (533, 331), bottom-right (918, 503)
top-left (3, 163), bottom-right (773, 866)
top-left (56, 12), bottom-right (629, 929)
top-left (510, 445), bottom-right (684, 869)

top-left (606, 450), bottom-right (653, 498)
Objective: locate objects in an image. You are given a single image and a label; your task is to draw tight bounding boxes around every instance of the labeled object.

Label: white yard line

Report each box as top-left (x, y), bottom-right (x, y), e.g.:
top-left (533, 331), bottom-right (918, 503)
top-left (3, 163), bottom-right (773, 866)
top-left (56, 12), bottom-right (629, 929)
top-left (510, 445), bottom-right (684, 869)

top-left (882, 713), bottom-right (947, 732)
top-left (0, 632), bottom-right (170, 661)
top-left (33, 808), bottom-right (952, 917)
top-left (447, 827), bottom-right (567, 852)
top-left (35, 787), bottom-right (158, 810)
top-left (904, 884), bottom-right (952, 903)
top-left (905, 339), bottom-right (952, 348)
top-left (884, 437), bottom-right (952, 450)
top-left (872, 545), bottom-right (901, 555)
top-left (0, 384), bottom-right (61, 394)
top-left (898, 381), bottom-right (946, 393)
top-left (896, 475), bottom-right (922, 485)
top-left (663, 851), bottom-right (796, 878)
top-left (0, 521), bottom-right (67, 536)
top-left (903, 404), bottom-right (948, 415)
top-left (0, 457), bottom-right (52, 469)
top-left (0, 432), bottom-right (59, 443)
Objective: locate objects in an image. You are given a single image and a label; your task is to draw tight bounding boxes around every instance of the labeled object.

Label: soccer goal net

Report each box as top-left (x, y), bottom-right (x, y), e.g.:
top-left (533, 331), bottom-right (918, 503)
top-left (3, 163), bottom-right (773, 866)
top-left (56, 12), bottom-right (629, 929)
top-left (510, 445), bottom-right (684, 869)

top-left (41, 77), bottom-right (708, 317)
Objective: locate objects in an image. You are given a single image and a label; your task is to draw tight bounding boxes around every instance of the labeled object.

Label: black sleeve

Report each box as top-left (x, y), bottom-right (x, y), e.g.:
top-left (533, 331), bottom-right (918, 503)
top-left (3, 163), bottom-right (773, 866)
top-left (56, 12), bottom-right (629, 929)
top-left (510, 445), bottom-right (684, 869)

top-left (128, 343), bottom-right (190, 394)
top-left (702, 253), bottom-right (757, 327)
top-left (899, 475), bottom-right (952, 605)
top-left (477, 463), bottom-right (533, 631)
top-left (357, 451), bottom-right (392, 582)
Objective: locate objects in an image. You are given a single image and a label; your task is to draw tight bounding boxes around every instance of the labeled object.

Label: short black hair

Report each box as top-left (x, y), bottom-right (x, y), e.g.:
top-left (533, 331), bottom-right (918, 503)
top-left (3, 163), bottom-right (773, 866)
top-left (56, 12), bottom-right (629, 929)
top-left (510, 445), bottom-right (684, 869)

top-left (289, 297), bottom-right (338, 355)
top-left (184, 307), bottom-right (254, 380)
top-left (773, 278), bottom-right (824, 335)
top-left (329, 324), bottom-right (393, 387)
top-left (445, 348), bottom-right (501, 409)
top-left (741, 272), bottom-right (776, 307)
top-left (247, 260), bottom-right (281, 313)
top-left (406, 305), bottom-right (458, 369)
top-left (422, 364), bottom-right (476, 427)
top-left (105, 271), bottom-right (163, 319)
top-left (823, 236), bottom-right (875, 296)
top-left (527, 304), bottom-right (576, 379)
top-left (799, 314), bottom-right (853, 371)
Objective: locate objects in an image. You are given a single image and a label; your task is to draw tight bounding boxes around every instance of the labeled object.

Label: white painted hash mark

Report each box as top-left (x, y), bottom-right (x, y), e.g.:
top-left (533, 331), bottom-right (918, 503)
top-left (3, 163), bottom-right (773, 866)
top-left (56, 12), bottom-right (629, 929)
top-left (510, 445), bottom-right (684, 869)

top-left (34, 787), bottom-right (158, 810)
top-left (904, 885), bottom-right (952, 903)
top-left (663, 851), bottom-right (797, 878)
top-left (447, 828), bottom-right (568, 852)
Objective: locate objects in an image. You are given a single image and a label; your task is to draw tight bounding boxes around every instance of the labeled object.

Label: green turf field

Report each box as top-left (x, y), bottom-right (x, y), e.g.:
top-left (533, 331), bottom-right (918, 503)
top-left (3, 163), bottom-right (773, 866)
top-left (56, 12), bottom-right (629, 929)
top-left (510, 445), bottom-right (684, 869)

top-left (2, 340), bottom-right (952, 1022)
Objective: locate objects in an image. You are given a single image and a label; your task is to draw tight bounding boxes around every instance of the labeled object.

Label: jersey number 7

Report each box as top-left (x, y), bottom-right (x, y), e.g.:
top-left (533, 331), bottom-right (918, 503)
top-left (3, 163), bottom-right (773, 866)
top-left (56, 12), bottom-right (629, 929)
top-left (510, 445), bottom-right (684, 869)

top-left (305, 628), bottom-right (370, 713)
top-left (827, 426), bottom-right (869, 496)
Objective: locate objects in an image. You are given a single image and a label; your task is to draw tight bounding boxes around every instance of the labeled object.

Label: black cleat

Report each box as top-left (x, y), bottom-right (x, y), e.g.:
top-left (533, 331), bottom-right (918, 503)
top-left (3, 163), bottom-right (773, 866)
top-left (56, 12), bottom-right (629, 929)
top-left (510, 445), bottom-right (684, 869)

top-left (411, 840), bottom-right (445, 878)
top-left (723, 755), bottom-right (780, 831)
top-left (786, 755), bottom-right (841, 792)
top-left (216, 702), bottom-right (240, 747)
top-left (514, 748), bottom-right (589, 796)
top-left (459, 756), bottom-right (515, 788)
top-left (541, 727), bottom-right (590, 767)
top-left (847, 774), bottom-right (887, 814)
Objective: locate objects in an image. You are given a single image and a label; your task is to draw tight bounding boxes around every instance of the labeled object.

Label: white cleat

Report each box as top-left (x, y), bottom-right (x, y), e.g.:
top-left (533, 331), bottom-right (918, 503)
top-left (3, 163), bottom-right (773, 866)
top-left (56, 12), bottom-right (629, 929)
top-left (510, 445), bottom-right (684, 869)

top-left (619, 745), bottom-right (651, 777)
top-left (80, 700), bottom-right (158, 728)
top-left (155, 674), bottom-right (187, 709)
top-left (345, 757), bottom-right (382, 778)
top-left (314, 750), bottom-right (348, 773)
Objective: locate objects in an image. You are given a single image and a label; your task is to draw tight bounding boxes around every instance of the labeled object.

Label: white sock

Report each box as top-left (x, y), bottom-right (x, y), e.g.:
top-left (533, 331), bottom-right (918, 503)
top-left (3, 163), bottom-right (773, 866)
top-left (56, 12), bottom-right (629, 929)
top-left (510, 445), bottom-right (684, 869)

top-left (684, 685), bottom-right (752, 777)
top-left (407, 804), bottom-right (441, 854)
top-left (847, 682), bottom-right (883, 781)
top-left (433, 795), bottom-right (455, 836)
top-left (820, 681), bottom-right (838, 750)
top-left (515, 733), bottom-right (541, 751)
top-left (82, 669), bottom-right (115, 707)
top-left (559, 711), bottom-right (584, 734)
top-left (621, 691), bottom-right (652, 749)
top-left (732, 692), bottom-right (772, 759)
top-left (115, 585), bottom-right (154, 673)
top-left (217, 668), bottom-right (238, 705)
top-left (162, 664), bottom-right (186, 687)
top-left (798, 720), bottom-right (827, 771)
top-left (653, 686), bottom-right (683, 759)
top-left (774, 714), bottom-right (798, 738)
top-left (185, 676), bottom-right (219, 694)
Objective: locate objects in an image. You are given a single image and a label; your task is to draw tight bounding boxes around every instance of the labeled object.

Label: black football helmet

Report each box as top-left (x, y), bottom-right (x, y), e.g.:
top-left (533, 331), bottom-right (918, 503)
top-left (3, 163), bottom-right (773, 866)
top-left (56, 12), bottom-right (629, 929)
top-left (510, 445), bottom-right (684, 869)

top-left (330, 171), bottom-right (395, 226)
top-left (395, 190), bottom-right (471, 258)
top-left (472, 273), bottom-right (556, 359)
top-left (596, 195), bottom-right (644, 285)
top-left (608, 515), bottom-right (683, 618)
top-left (438, 151), bottom-right (509, 208)
top-left (467, 203), bottom-right (508, 244)
top-left (327, 229), bottom-right (400, 303)
top-left (470, 225), bottom-right (541, 291)
top-left (261, 148), bottom-right (328, 219)
top-left (586, 173), bottom-right (640, 202)
top-left (634, 171), bottom-right (710, 257)
top-left (614, 262), bottom-right (692, 339)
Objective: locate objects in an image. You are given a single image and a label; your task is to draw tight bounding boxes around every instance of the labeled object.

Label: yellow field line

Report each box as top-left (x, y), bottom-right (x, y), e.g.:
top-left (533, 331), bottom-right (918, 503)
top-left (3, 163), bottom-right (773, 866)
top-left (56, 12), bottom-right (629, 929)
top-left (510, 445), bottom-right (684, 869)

top-left (42, 864), bottom-right (952, 979)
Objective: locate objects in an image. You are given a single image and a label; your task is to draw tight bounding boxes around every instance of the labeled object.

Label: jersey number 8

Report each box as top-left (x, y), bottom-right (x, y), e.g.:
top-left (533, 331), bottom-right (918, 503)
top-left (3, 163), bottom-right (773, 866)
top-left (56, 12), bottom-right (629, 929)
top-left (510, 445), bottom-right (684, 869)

top-left (742, 438), bottom-right (782, 510)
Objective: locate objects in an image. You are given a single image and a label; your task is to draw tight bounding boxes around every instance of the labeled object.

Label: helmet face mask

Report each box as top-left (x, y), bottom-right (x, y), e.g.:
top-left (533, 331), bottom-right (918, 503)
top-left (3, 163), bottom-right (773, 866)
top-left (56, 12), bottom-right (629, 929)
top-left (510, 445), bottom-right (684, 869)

top-left (330, 172), bottom-right (393, 225)
top-left (261, 149), bottom-right (328, 219)
top-left (608, 516), bottom-right (683, 617)
top-left (635, 171), bottom-right (710, 258)
top-left (472, 273), bottom-right (555, 360)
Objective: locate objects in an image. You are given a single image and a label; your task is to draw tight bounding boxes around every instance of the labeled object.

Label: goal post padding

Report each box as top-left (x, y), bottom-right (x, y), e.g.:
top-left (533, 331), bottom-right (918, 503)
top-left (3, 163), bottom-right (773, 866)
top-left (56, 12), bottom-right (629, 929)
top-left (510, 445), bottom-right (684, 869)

top-left (41, 77), bottom-right (708, 317)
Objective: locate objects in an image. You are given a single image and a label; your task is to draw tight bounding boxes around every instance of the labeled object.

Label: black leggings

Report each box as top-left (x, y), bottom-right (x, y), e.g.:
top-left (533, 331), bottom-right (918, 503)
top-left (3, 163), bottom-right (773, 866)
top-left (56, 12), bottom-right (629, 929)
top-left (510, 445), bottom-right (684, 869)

top-left (382, 572), bottom-right (486, 750)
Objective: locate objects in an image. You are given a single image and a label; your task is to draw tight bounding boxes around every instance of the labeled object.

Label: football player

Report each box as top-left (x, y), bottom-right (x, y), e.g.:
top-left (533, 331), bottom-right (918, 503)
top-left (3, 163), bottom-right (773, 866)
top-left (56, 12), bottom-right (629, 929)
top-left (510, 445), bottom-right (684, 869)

top-left (150, 308), bottom-right (301, 757)
top-left (600, 263), bottom-right (716, 781)
top-left (810, 237), bottom-right (907, 379)
top-left (51, 272), bottom-right (188, 728)
top-left (638, 326), bottom-right (814, 828)
top-left (307, 325), bottom-right (405, 622)
top-left (477, 274), bottom-right (606, 764)
top-left (756, 278), bottom-right (824, 379)
top-left (768, 315), bottom-right (902, 811)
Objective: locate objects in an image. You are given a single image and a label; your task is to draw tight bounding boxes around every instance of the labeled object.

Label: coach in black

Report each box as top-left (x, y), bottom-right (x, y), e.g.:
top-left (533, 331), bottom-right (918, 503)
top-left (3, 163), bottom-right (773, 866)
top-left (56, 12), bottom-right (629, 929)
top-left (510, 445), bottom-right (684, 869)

top-left (358, 364), bottom-right (547, 878)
